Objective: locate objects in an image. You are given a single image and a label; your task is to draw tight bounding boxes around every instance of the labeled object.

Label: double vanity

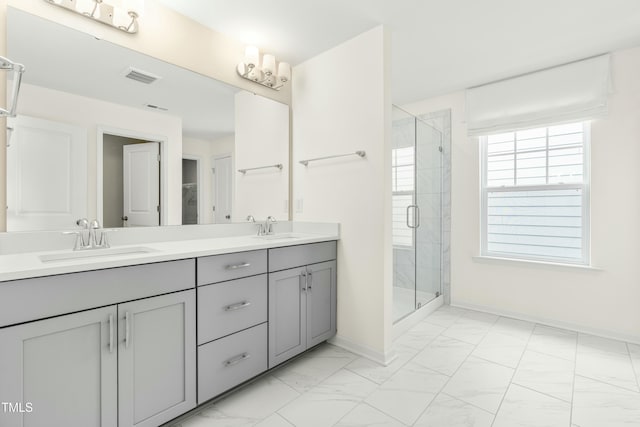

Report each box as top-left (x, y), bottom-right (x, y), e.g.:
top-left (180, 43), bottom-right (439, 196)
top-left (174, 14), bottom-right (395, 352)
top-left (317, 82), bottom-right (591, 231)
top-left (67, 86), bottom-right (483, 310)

top-left (0, 225), bottom-right (338, 427)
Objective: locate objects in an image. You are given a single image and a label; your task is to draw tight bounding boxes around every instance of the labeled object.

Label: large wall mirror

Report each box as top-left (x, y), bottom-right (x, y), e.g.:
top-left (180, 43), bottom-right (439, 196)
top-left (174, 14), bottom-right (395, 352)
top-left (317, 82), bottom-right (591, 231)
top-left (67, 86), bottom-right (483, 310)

top-left (5, 7), bottom-right (290, 232)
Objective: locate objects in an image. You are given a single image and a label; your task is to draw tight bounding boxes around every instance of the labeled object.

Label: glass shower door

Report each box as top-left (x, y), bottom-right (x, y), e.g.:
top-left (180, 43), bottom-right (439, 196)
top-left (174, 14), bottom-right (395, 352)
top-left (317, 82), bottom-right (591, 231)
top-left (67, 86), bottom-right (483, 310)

top-left (415, 119), bottom-right (442, 308)
top-left (392, 106), bottom-right (443, 323)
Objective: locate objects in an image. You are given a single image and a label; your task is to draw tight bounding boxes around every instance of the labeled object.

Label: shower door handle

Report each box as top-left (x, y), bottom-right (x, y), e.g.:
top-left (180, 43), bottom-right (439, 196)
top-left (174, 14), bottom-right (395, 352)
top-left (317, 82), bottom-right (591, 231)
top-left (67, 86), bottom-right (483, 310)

top-left (406, 205), bottom-right (420, 229)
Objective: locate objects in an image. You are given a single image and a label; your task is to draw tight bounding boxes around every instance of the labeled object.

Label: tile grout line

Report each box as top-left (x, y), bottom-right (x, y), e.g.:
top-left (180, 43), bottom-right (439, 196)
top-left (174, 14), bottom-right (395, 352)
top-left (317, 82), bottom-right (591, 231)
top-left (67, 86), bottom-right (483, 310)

top-left (625, 342), bottom-right (640, 392)
top-left (573, 373), bottom-right (640, 394)
top-left (510, 382), bottom-right (572, 405)
top-left (488, 320), bottom-right (535, 427)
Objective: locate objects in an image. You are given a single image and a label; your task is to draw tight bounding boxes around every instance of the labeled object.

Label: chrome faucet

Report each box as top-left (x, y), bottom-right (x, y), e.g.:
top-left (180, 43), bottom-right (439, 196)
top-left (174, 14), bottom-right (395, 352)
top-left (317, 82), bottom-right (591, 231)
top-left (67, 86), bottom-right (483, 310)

top-left (247, 215), bottom-right (266, 236)
top-left (63, 218), bottom-right (113, 250)
top-left (90, 220), bottom-right (114, 248)
top-left (63, 218), bottom-right (92, 250)
top-left (266, 216), bottom-right (277, 235)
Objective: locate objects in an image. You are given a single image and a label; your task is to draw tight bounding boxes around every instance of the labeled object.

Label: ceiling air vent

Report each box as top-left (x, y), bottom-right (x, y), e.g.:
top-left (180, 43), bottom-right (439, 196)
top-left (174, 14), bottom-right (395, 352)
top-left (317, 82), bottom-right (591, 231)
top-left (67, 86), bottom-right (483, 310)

top-left (123, 67), bottom-right (161, 84)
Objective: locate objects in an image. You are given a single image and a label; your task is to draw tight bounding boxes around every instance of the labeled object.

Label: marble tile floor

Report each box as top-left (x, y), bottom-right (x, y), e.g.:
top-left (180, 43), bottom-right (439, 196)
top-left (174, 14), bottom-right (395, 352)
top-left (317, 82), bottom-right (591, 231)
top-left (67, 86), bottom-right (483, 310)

top-left (170, 306), bottom-right (640, 427)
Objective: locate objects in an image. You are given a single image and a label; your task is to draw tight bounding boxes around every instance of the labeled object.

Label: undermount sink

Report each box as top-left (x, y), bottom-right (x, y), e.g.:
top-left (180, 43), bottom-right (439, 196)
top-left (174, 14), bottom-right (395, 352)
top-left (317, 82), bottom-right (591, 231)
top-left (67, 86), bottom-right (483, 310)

top-left (39, 246), bottom-right (158, 263)
top-left (252, 233), bottom-right (303, 240)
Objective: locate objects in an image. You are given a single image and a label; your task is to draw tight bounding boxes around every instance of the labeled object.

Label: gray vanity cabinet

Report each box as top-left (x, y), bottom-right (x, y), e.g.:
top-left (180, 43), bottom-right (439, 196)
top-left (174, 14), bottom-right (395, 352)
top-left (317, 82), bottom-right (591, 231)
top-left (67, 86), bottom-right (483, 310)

top-left (118, 290), bottom-right (196, 427)
top-left (0, 260), bottom-right (196, 427)
top-left (0, 306), bottom-right (118, 427)
top-left (0, 290), bottom-right (196, 427)
top-left (268, 242), bottom-right (337, 368)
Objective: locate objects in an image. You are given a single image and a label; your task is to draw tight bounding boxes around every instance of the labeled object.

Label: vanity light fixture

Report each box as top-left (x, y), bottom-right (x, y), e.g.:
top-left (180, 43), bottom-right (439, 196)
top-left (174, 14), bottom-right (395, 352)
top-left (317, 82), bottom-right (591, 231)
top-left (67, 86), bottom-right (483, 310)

top-left (44, 0), bottom-right (144, 34)
top-left (0, 56), bottom-right (25, 118)
top-left (237, 46), bottom-right (291, 90)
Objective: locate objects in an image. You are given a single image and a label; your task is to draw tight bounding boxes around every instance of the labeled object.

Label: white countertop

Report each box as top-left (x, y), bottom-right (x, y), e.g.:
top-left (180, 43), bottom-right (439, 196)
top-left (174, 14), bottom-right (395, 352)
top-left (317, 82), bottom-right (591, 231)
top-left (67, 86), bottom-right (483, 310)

top-left (0, 232), bottom-right (338, 282)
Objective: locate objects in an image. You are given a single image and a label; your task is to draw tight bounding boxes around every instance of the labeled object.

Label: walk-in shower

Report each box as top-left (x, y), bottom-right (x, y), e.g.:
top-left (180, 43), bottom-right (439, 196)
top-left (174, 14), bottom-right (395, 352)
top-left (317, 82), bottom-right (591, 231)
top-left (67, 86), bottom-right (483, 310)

top-left (392, 106), bottom-right (443, 323)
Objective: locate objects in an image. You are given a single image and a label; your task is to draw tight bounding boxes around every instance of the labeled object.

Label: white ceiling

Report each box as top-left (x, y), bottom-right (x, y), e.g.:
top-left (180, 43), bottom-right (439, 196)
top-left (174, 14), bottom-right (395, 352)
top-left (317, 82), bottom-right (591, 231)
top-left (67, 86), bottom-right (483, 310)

top-left (8, 8), bottom-right (238, 140)
top-left (156, 0), bottom-right (640, 105)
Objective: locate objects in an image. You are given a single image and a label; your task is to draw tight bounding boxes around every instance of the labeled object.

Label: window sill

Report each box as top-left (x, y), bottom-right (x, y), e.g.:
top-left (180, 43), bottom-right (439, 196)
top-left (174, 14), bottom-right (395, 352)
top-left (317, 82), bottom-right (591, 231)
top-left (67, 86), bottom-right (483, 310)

top-left (472, 255), bottom-right (602, 271)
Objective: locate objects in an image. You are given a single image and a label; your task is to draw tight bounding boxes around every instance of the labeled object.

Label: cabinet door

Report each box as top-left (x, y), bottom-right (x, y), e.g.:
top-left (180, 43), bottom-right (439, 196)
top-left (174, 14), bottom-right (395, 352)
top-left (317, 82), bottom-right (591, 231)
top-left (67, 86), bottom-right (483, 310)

top-left (118, 290), bottom-right (196, 427)
top-left (0, 306), bottom-right (117, 427)
top-left (306, 260), bottom-right (337, 348)
top-left (268, 267), bottom-right (307, 368)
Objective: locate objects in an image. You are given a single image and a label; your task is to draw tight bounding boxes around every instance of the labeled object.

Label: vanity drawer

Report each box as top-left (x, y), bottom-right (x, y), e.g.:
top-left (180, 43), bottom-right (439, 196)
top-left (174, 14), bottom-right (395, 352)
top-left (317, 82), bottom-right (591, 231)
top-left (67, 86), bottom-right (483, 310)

top-left (197, 250), bottom-right (267, 286)
top-left (0, 259), bottom-right (195, 328)
top-left (197, 274), bottom-right (267, 344)
top-left (197, 322), bottom-right (268, 403)
top-left (268, 241), bottom-right (337, 272)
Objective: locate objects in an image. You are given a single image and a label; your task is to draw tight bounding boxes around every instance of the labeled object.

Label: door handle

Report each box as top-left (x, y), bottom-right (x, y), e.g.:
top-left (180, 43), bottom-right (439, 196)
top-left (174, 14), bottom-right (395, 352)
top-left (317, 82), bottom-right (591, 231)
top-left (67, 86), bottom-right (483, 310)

top-left (121, 215), bottom-right (128, 221)
top-left (225, 215), bottom-right (231, 219)
top-left (124, 311), bottom-right (131, 349)
top-left (307, 270), bottom-right (313, 292)
top-left (406, 205), bottom-right (420, 229)
top-left (108, 314), bottom-right (114, 353)
top-left (301, 270), bottom-right (308, 292)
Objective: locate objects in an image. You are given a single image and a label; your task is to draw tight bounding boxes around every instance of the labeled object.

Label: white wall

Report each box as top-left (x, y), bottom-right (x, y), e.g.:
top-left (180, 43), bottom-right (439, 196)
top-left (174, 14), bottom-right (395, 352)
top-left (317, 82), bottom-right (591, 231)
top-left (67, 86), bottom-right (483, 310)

top-left (403, 46), bottom-right (640, 343)
top-left (235, 91), bottom-right (290, 222)
top-left (293, 26), bottom-right (394, 362)
top-left (17, 83), bottom-right (183, 224)
top-left (182, 134), bottom-right (234, 224)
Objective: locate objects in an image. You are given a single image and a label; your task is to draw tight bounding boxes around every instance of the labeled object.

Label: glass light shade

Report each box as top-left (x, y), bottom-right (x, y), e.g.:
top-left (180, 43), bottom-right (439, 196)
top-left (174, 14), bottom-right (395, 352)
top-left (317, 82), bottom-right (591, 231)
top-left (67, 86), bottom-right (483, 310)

top-left (245, 46), bottom-right (260, 68)
top-left (277, 62), bottom-right (291, 82)
top-left (262, 54), bottom-right (276, 75)
top-left (125, 0), bottom-right (145, 17)
top-left (113, 7), bottom-right (132, 29)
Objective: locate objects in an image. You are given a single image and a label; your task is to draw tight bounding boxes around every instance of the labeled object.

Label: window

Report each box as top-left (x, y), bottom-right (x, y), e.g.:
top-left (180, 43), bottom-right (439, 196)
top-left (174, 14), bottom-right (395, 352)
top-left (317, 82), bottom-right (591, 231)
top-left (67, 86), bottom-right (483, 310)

top-left (392, 146), bottom-right (414, 247)
top-left (481, 122), bottom-right (590, 264)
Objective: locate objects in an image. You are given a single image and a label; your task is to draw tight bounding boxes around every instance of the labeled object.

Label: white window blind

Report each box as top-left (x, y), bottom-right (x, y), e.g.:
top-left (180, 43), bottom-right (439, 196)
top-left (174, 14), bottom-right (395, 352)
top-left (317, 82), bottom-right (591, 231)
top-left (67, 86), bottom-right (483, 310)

top-left (482, 122), bottom-right (589, 264)
top-left (467, 55), bottom-right (610, 136)
top-left (392, 147), bottom-right (414, 247)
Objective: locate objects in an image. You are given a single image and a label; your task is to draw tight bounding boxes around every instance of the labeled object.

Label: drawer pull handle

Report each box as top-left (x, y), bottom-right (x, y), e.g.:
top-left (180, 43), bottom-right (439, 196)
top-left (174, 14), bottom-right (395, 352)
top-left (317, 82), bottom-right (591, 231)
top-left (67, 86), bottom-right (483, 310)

top-left (224, 352), bottom-right (251, 367)
top-left (224, 301), bottom-right (252, 311)
top-left (226, 262), bottom-right (251, 270)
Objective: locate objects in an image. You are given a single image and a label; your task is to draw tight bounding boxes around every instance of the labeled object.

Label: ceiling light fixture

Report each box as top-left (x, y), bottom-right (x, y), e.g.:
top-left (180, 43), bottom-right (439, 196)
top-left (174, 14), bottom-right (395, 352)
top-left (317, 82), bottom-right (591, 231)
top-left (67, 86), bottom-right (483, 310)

top-left (237, 46), bottom-right (290, 90)
top-left (44, 0), bottom-right (144, 34)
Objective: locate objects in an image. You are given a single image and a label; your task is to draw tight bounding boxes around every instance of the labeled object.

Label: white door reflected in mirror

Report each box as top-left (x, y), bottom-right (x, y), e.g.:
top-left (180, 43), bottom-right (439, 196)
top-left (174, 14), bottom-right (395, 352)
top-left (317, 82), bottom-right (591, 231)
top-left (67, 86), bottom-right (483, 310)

top-left (213, 156), bottom-right (233, 224)
top-left (6, 115), bottom-right (87, 232)
top-left (123, 142), bottom-right (160, 227)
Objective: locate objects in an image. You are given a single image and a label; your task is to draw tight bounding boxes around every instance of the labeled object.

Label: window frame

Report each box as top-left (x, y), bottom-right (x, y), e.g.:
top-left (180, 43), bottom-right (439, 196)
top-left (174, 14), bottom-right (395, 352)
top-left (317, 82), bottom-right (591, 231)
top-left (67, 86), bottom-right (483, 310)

top-left (480, 122), bottom-right (591, 265)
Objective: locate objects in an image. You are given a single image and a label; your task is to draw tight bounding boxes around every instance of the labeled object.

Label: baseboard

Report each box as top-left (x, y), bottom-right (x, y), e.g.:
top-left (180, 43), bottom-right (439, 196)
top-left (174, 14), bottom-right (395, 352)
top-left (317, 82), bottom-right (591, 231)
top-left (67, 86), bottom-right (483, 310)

top-left (329, 335), bottom-right (397, 366)
top-left (392, 295), bottom-right (444, 340)
top-left (452, 300), bottom-right (640, 345)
